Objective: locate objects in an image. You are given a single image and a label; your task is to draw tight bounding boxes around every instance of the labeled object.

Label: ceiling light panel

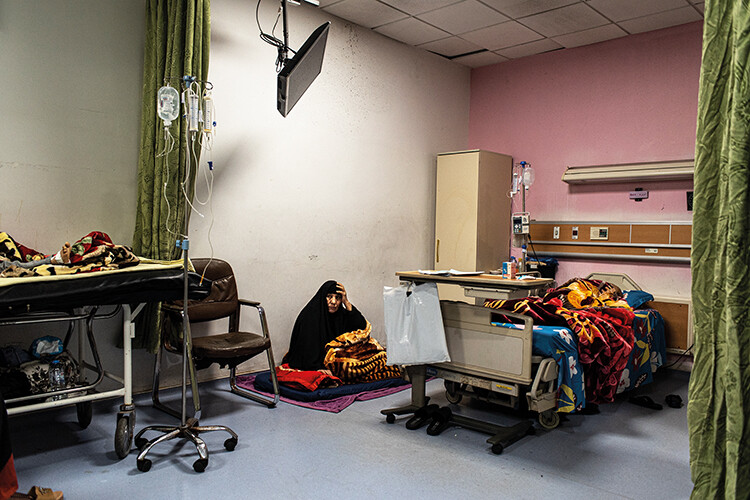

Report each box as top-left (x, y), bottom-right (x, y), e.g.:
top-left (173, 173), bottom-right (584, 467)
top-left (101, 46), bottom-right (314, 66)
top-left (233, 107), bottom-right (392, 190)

top-left (519, 3), bottom-right (610, 37)
top-left (416, 0), bottom-right (509, 35)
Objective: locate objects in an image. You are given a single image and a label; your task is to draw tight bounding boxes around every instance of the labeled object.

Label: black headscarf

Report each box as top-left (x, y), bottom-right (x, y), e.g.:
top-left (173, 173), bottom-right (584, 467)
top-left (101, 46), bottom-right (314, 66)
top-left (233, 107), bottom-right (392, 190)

top-left (283, 280), bottom-right (367, 370)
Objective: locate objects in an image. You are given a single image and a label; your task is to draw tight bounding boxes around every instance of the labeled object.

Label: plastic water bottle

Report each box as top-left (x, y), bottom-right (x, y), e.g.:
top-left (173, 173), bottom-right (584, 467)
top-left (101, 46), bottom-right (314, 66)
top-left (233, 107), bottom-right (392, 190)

top-left (49, 359), bottom-right (66, 401)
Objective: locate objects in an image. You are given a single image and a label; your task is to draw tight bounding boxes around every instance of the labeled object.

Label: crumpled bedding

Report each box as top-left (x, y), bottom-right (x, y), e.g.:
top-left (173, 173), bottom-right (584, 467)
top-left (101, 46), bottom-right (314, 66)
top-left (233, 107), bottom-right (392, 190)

top-left (0, 231), bottom-right (138, 278)
top-left (484, 278), bottom-right (635, 405)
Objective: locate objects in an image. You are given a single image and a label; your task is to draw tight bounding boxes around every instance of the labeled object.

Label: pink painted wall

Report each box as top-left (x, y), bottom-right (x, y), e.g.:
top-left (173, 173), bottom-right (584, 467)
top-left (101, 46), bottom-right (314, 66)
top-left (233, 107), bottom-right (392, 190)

top-left (468, 22), bottom-right (703, 297)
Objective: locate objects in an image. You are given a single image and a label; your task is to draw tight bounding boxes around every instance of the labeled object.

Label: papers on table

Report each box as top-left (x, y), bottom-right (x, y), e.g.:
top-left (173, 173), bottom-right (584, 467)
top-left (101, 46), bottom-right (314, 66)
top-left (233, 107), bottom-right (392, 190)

top-left (418, 269), bottom-right (484, 276)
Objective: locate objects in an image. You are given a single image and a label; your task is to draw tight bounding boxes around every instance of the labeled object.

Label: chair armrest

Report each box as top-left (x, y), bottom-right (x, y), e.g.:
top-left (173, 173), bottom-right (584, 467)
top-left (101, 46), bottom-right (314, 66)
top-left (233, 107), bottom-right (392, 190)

top-left (238, 299), bottom-right (261, 308)
top-left (238, 299), bottom-right (270, 339)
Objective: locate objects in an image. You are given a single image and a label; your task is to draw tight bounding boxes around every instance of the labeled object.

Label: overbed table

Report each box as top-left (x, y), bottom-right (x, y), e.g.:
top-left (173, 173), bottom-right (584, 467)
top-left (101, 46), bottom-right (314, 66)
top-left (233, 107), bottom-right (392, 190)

top-left (381, 271), bottom-right (554, 453)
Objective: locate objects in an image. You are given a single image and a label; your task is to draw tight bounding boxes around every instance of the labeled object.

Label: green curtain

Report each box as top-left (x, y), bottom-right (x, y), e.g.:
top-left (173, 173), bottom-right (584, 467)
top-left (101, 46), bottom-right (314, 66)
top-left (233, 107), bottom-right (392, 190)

top-left (132, 0), bottom-right (210, 352)
top-left (688, 1), bottom-right (750, 498)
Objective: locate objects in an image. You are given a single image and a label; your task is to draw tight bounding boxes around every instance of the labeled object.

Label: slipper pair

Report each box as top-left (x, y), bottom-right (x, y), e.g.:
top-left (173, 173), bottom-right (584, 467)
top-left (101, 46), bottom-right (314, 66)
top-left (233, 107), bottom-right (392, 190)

top-left (405, 404), bottom-right (439, 430)
top-left (629, 395), bottom-right (663, 410)
top-left (426, 407), bottom-right (452, 436)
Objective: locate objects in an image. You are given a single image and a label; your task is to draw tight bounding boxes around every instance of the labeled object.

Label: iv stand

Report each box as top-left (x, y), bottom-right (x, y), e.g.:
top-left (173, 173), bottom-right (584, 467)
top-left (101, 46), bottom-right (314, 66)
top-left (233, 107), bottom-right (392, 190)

top-left (134, 80), bottom-right (238, 473)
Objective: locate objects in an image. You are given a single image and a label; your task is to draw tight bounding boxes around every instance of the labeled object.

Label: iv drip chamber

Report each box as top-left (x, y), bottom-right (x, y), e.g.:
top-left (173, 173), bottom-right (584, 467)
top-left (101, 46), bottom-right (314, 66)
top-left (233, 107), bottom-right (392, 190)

top-left (188, 93), bottom-right (200, 132)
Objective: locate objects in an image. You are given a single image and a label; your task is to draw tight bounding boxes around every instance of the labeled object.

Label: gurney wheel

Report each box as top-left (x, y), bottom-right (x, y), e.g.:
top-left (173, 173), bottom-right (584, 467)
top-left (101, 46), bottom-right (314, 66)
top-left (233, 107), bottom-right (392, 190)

top-left (538, 410), bottom-right (560, 430)
top-left (76, 401), bottom-right (93, 429)
top-left (385, 413), bottom-right (395, 424)
top-left (115, 415), bottom-right (133, 459)
top-left (491, 443), bottom-right (504, 455)
top-left (444, 381), bottom-right (463, 405)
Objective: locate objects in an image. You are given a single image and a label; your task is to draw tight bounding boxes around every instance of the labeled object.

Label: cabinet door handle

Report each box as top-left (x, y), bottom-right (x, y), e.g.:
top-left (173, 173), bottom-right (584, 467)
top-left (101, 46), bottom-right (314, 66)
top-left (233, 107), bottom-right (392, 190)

top-left (436, 239), bottom-right (440, 263)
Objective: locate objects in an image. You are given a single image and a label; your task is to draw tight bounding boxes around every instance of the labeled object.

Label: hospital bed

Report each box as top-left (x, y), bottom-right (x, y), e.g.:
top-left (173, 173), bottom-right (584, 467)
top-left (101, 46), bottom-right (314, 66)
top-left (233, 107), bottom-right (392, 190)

top-left (381, 271), bottom-right (667, 454)
top-left (0, 261), bottom-right (210, 458)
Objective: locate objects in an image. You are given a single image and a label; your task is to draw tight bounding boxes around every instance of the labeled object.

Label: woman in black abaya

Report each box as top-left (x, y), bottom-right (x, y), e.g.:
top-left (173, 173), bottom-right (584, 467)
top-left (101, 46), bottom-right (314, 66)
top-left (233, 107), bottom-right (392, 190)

top-left (282, 281), bottom-right (366, 370)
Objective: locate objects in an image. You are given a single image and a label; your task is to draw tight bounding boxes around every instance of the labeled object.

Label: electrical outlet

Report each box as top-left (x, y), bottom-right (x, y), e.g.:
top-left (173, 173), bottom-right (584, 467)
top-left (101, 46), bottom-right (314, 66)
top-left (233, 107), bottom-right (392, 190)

top-left (572, 226), bottom-right (578, 240)
top-left (553, 226), bottom-right (560, 239)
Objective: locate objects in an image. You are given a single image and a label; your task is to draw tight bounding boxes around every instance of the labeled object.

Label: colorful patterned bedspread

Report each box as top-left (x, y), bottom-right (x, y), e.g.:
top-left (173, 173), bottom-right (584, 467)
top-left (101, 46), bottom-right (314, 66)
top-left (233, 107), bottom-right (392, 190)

top-left (619, 309), bottom-right (667, 394)
top-left (492, 307), bottom-right (666, 414)
top-left (492, 321), bottom-right (584, 413)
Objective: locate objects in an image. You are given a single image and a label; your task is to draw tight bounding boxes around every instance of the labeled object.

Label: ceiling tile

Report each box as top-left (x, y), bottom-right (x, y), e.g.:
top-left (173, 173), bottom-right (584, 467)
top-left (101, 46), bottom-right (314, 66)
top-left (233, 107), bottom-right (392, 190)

top-left (552, 23), bottom-right (628, 48)
top-left (586, 0), bottom-right (690, 22)
top-left (378, 0), bottom-right (462, 16)
top-left (459, 20), bottom-right (543, 50)
top-left (618, 6), bottom-right (702, 34)
top-left (323, 0), bottom-right (407, 29)
top-left (479, 0), bottom-right (578, 18)
top-left (417, 35), bottom-right (483, 57)
top-left (375, 16), bottom-right (450, 45)
top-left (693, 2), bottom-right (704, 14)
top-left (519, 3), bottom-right (610, 37)
top-left (494, 37), bottom-right (563, 58)
top-left (416, 0), bottom-right (509, 35)
top-left (452, 50), bottom-right (509, 67)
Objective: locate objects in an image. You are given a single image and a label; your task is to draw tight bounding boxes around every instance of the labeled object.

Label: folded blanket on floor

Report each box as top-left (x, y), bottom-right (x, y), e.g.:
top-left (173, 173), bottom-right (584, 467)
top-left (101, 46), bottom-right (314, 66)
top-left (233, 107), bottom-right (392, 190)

top-left (323, 322), bottom-right (402, 383)
top-left (243, 370), bottom-right (409, 412)
top-left (275, 363), bottom-right (343, 391)
top-left (0, 231), bottom-right (138, 278)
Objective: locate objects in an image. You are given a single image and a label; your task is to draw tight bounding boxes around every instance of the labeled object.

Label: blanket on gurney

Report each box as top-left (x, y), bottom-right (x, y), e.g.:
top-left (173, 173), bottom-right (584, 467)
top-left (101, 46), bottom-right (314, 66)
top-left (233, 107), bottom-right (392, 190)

top-left (0, 231), bottom-right (138, 278)
top-left (485, 278), bottom-right (638, 406)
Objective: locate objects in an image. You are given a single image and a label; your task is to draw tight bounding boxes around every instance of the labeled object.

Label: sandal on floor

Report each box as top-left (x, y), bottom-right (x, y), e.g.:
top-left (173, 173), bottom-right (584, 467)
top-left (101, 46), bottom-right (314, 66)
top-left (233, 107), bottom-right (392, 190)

top-left (426, 407), bottom-right (453, 436)
top-left (405, 404), bottom-right (439, 430)
top-left (629, 395), bottom-right (663, 410)
top-left (11, 486), bottom-right (64, 500)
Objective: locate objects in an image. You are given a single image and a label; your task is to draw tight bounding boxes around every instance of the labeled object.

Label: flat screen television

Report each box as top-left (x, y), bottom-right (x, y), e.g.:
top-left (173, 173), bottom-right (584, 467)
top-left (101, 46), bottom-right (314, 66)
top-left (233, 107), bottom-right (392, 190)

top-left (277, 22), bottom-right (330, 117)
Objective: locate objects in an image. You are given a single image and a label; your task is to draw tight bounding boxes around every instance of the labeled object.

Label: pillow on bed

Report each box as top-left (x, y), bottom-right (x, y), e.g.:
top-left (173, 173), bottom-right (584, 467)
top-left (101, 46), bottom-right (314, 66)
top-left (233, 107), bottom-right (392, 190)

top-left (622, 290), bottom-right (654, 309)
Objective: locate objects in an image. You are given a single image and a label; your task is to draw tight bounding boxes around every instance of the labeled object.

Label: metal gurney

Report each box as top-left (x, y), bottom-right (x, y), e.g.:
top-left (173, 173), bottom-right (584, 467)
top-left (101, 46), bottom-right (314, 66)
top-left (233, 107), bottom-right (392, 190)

top-left (0, 261), bottom-right (210, 458)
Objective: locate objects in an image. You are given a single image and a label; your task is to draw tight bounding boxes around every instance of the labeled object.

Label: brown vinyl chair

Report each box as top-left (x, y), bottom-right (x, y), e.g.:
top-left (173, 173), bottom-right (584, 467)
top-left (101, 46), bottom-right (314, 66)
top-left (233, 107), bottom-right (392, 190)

top-left (152, 258), bottom-right (280, 418)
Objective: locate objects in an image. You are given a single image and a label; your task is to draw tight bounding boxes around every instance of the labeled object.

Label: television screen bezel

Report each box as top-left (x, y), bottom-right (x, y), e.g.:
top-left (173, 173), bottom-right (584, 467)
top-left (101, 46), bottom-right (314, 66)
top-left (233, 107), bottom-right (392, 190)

top-left (277, 21), bottom-right (331, 117)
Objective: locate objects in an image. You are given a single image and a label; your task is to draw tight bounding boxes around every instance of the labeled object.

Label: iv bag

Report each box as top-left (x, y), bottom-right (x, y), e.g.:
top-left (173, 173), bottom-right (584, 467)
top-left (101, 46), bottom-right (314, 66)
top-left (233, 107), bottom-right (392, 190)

top-left (522, 166), bottom-right (535, 187)
top-left (157, 86), bottom-right (180, 126)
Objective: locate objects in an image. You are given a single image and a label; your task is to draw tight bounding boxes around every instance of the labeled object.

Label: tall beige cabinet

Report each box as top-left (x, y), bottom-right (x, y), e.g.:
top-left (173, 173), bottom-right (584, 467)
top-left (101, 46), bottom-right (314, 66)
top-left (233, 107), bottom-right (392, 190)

top-left (434, 150), bottom-right (513, 302)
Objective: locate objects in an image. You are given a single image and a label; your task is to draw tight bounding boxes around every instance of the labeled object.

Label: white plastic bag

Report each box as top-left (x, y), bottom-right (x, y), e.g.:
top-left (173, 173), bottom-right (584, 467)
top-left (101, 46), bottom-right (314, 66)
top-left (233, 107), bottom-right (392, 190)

top-left (383, 282), bottom-right (450, 366)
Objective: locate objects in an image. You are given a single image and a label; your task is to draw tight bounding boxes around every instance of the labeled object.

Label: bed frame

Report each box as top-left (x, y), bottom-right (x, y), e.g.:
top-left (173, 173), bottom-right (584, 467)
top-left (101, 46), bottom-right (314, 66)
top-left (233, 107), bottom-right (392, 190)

top-left (381, 271), bottom-right (660, 454)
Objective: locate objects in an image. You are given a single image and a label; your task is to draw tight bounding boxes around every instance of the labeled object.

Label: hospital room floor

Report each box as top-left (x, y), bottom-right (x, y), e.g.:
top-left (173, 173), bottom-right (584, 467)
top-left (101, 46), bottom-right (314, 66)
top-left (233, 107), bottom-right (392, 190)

top-left (9, 368), bottom-right (692, 499)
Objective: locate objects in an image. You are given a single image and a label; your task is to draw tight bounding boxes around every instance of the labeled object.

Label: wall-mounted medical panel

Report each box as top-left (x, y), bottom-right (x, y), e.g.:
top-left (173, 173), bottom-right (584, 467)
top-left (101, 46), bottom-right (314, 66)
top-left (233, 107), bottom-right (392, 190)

top-left (529, 221), bottom-right (691, 263)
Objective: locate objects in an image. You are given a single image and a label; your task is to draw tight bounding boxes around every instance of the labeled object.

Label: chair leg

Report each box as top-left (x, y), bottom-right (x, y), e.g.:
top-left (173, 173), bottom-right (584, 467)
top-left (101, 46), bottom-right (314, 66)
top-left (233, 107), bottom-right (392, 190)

top-left (230, 364), bottom-right (279, 408)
